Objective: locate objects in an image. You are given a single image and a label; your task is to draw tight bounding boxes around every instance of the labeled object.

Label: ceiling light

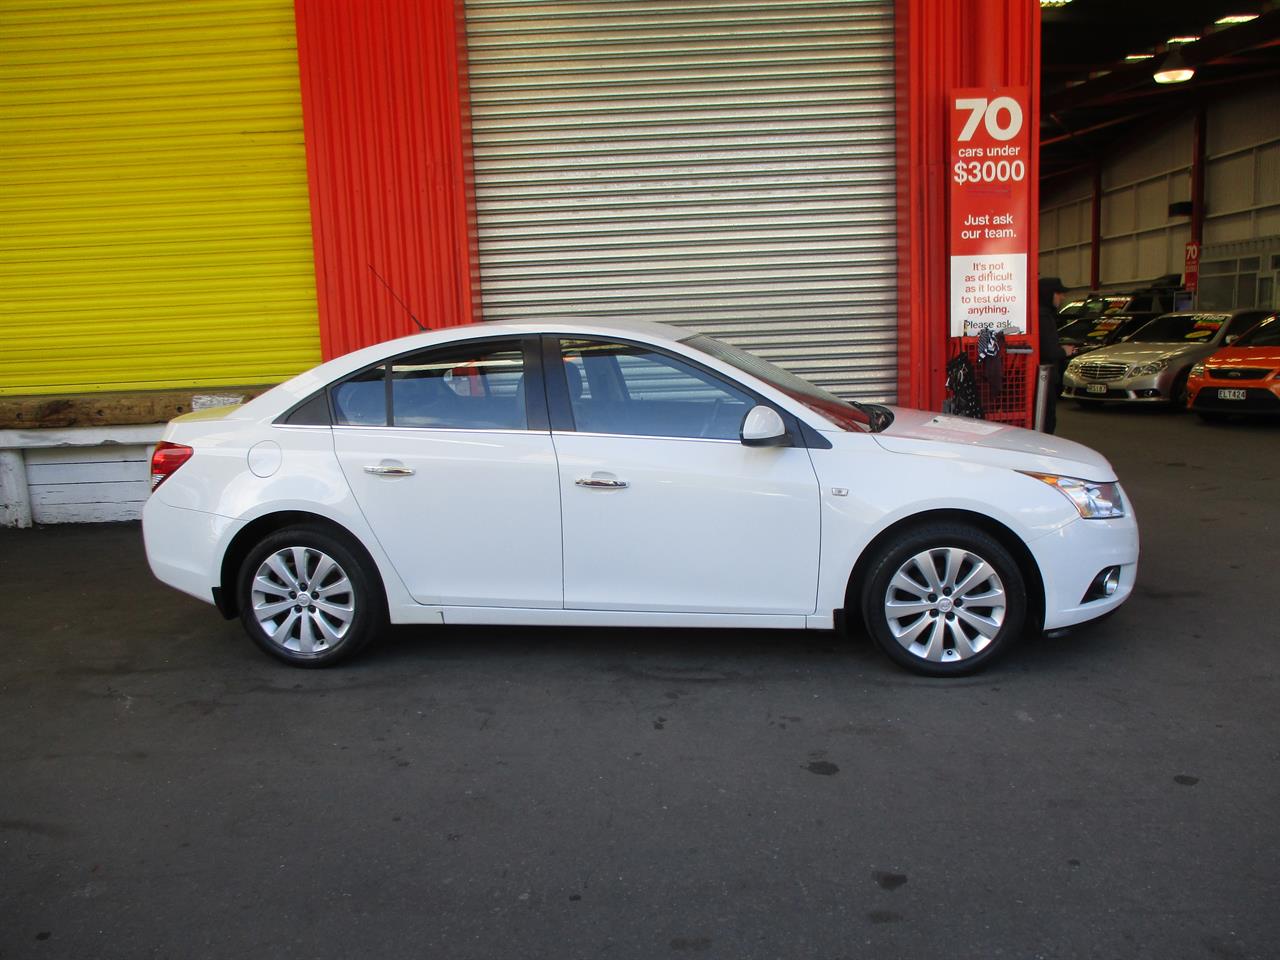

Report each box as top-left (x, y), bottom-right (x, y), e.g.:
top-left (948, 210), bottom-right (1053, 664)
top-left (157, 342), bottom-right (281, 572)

top-left (1154, 48), bottom-right (1195, 84)
top-left (1166, 36), bottom-right (1200, 44)
top-left (1124, 53), bottom-right (1154, 61)
top-left (1215, 14), bottom-right (1259, 25)
top-left (1040, 0), bottom-right (1073, 7)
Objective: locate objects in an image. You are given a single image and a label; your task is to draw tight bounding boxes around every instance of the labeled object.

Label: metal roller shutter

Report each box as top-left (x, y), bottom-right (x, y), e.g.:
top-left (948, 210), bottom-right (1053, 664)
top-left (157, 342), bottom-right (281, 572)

top-left (464, 0), bottom-right (898, 401)
top-left (0, 0), bottom-right (319, 396)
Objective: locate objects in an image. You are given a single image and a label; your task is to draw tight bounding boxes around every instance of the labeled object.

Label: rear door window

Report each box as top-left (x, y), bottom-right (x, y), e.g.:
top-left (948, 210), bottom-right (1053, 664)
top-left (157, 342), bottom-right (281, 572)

top-left (331, 339), bottom-right (531, 430)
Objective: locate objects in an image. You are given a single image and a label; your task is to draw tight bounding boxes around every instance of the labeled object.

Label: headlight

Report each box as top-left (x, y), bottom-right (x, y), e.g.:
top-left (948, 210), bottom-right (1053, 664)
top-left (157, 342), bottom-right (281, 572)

top-left (1066, 358), bottom-right (1082, 373)
top-left (1020, 472), bottom-right (1126, 519)
top-left (1189, 362), bottom-right (1205, 378)
top-left (1131, 358), bottom-right (1170, 376)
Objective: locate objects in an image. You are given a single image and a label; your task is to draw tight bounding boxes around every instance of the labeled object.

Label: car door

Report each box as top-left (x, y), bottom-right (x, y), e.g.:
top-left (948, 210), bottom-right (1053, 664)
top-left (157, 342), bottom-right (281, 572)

top-left (331, 335), bottom-right (563, 609)
top-left (546, 336), bottom-right (822, 616)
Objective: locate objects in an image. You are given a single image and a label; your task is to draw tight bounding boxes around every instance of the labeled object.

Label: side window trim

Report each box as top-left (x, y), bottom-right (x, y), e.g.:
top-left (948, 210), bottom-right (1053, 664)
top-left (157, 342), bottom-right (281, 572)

top-left (541, 334), bottom-right (577, 432)
top-left (518, 334), bottom-right (550, 431)
top-left (541, 334), bottom-right (817, 446)
top-left (326, 334), bottom-right (549, 432)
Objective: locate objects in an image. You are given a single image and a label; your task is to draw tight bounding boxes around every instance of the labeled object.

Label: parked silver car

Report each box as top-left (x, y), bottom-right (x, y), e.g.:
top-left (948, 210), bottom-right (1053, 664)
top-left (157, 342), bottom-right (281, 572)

top-left (1062, 310), bottom-right (1269, 408)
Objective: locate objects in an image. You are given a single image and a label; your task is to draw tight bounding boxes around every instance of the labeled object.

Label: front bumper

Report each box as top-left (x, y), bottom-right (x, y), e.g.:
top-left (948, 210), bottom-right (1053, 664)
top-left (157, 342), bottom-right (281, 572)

top-left (1028, 511), bottom-right (1140, 631)
top-left (1062, 368), bottom-right (1175, 403)
top-left (1188, 379), bottom-right (1280, 414)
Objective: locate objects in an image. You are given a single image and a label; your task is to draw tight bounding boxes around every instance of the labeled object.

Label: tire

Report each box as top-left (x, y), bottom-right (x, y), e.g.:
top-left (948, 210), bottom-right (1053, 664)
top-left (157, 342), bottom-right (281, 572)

top-left (236, 525), bottom-right (384, 667)
top-left (1168, 370), bottom-right (1190, 411)
top-left (860, 524), bottom-right (1027, 677)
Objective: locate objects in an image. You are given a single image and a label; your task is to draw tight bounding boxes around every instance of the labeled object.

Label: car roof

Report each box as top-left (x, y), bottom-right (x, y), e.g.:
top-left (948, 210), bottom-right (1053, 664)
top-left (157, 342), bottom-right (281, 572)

top-left (484, 315), bottom-right (696, 342)
top-left (234, 317), bottom-right (711, 421)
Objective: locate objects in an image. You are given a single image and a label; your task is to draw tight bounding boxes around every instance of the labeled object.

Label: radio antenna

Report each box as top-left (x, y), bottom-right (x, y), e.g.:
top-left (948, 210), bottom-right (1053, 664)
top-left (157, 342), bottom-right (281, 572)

top-left (368, 264), bottom-right (427, 332)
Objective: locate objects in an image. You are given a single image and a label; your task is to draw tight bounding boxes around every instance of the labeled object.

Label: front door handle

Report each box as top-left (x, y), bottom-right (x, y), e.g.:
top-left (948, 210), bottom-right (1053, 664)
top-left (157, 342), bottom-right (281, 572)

top-left (364, 465), bottom-right (415, 477)
top-left (575, 477), bottom-right (628, 489)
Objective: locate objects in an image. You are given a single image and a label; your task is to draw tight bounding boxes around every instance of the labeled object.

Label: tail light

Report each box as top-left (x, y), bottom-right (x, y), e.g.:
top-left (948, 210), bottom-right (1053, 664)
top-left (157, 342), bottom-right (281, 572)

top-left (150, 441), bottom-right (193, 491)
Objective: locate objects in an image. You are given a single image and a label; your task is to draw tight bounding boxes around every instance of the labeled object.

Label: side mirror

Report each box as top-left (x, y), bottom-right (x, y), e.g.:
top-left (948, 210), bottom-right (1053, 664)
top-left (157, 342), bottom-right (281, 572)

top-left (740, 405), bottom-right (790, 447)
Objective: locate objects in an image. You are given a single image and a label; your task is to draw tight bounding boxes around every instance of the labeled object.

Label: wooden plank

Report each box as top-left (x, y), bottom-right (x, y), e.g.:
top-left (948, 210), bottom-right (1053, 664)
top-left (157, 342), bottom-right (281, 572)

top-left (26, 460), bottom-right (148, 485)
top-left (0, 386), bottom-right (269, 430)
top-left (30, 480), bottom-right (151, 506)
top-left (20, 445), bottom-right (151, 466)
top-left (31, 500), bottom-right (144, 524)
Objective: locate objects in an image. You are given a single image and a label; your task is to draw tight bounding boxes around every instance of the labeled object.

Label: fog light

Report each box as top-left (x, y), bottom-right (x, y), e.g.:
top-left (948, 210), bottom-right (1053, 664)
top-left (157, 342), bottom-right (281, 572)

top-left (1082, 566), bottom-right (1121, 603)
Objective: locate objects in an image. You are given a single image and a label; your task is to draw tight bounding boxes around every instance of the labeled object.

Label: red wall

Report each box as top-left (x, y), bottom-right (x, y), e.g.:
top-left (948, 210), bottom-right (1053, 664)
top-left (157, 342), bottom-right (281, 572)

top-left (896, 0), bottom-right (1041, 412)
top-left (294, 0), bottom-right (478, 359)
top-left (295, 0), bottom-right (1041, 410)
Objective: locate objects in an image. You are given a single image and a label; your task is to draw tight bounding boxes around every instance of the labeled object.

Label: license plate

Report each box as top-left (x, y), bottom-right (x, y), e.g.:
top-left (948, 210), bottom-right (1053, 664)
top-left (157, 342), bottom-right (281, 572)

top-left (1218, 388), bottom-right (1246, 400)
top-left (1086, 383), bottom-right (1108, 395)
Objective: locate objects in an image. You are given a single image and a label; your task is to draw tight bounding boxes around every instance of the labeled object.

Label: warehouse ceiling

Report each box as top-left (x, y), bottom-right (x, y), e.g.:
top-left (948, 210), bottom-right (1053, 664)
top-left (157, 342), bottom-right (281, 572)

top-left (1039, 0), bottom-right (1280, 183)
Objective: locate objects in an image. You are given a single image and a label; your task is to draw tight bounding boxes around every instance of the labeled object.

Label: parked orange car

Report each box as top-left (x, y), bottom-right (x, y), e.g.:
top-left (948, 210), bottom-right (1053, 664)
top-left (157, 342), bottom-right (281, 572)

top-left (1186, 312), bottom-right (1280, 419)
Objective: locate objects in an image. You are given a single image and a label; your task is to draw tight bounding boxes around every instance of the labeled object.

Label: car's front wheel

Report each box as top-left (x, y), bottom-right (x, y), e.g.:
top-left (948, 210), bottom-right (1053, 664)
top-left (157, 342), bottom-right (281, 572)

top-left (860, 524), bottom-right (1027, 676)
top-left (1169, 370), bottom-right (1190, 410)
top-left (237, 526), bottom-right (383, 667)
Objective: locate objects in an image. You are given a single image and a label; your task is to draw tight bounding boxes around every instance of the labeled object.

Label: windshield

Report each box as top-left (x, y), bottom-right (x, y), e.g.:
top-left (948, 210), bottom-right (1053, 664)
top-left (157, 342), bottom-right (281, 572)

top-left (1085, 316), bottom-right (1126, 341)
top-left (1125, 314), bottom-right (1228, 344)
top-left (681, 334), bottom-right (887, 432)
top-left (1057, 317), bottom-right (1101, 340)
top-left (1234, 315), bottom-right (1280, 347)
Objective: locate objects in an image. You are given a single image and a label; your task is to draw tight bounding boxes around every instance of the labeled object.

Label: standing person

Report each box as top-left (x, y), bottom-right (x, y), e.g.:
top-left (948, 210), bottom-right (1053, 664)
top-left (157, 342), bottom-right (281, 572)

top-left (1037, 276), bottom-right (1068, 434)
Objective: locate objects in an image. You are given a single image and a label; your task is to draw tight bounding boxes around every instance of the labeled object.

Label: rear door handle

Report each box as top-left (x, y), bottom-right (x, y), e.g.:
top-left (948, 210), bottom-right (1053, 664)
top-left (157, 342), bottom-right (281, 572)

top-left (364, 465), bottom-right (415, 477)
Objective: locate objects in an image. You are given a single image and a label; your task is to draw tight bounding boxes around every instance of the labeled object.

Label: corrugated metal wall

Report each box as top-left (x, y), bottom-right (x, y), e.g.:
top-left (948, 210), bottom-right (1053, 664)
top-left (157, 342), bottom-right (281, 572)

top-left (0, 0), bottom-right (319, 396)
top-left (293, 0), bottom-right (480, 359)
top-left (463, 0), bottom-right (899, 401)
top-left (1038, 87), bottom-right (1280, 296)
top-left (1039, 175), bottom-right (1093, 289)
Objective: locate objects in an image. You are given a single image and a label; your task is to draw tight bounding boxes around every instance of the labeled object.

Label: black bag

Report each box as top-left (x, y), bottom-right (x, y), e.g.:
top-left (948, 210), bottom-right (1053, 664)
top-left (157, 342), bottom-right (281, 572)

top-left (977, 328), bottom-right (1006, 395)
top-left (944, 352), bottom-right (984, 419)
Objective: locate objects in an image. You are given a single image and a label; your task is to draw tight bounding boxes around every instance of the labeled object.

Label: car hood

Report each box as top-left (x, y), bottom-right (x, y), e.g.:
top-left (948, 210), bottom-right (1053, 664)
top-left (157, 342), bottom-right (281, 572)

top-left (1204, 345), bottom-right (1280, 368)
top-left (868, 407), bottom-right (1116, 480)
top-left (1076, 341), bottom-right (1206, 364)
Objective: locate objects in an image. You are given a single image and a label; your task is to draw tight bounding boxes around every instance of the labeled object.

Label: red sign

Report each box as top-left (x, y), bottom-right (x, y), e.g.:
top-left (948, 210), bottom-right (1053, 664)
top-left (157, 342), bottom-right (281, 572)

top-left (1184, 241), bottom-right (1200, 292)
top-left (949, 88), bottom-right (1032, 337)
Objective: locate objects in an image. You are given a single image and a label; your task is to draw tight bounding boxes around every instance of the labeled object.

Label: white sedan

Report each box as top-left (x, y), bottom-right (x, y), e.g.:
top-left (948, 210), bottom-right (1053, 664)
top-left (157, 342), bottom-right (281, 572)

top-left (143, 318), bottom-right (1139, 676)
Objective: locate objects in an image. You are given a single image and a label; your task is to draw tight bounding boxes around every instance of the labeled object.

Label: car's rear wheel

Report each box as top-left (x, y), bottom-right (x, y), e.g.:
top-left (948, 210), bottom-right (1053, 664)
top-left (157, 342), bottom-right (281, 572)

top-left (237, 526), bottom-right (383, 667)
top-left (860, 524), bottom-right (1026, 677)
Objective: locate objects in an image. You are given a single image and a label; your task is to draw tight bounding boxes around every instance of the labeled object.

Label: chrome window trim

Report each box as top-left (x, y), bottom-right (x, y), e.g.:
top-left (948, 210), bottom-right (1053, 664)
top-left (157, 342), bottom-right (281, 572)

top-left (552, 430), bottom-right (741, 445)
top-left (331, 424), bottom-right (548, 436)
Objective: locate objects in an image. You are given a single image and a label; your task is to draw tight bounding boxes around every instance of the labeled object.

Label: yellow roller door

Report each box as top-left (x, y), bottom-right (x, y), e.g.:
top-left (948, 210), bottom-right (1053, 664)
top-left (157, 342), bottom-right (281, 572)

top-left (0, 0), bottom-right (320, 396)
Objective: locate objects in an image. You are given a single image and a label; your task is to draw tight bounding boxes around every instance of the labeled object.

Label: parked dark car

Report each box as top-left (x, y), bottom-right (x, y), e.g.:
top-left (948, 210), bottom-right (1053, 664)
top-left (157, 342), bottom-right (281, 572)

top-left (1058, 312), bottom-right (1159, 358)
top-left (1055, 295), bottom-right (1131, 330)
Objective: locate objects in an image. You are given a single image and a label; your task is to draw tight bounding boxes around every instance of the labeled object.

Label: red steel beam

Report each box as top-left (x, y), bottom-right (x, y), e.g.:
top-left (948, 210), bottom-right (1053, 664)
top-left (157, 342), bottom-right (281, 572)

top-left (896, 0), bottom-right (1041, 413)
top-left (295, 0), bottom-right (479, 359)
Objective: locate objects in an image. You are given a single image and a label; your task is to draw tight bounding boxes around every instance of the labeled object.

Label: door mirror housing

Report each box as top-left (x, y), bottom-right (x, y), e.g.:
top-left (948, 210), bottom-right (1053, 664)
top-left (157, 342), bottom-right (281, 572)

top-left (740, 405), bottom-right (789, 447)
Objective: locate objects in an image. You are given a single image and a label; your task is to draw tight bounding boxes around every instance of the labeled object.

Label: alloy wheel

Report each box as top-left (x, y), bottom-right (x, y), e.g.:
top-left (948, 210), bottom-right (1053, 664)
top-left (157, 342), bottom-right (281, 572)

top-left (249, 546), bottom-right (356, 656)
top-left (882, 546), bottom-right (1007, 663)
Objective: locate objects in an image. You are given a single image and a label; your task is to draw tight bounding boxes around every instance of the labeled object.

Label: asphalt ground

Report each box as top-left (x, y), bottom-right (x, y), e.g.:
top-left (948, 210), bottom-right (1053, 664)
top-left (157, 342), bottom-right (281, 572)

top-left (1, 405), bottom-right (1277, 960)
